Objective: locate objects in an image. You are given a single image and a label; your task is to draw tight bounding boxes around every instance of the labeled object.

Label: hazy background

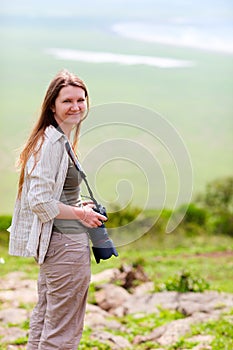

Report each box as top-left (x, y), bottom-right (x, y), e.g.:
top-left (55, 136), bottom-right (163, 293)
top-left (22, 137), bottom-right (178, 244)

top-left (0, 0), bottom-right (233, 214)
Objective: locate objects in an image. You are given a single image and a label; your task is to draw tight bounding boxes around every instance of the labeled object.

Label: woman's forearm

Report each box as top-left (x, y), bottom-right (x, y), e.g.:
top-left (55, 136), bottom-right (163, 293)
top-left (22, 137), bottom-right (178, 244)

top-left (56, 202), bottom-right (84, 220)
top-left (56, 202), bottom-right (107, 228)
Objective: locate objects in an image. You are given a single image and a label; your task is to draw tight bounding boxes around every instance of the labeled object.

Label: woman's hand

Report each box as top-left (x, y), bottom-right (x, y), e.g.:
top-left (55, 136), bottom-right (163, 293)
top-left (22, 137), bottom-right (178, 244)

top-left (56, 202), bottom-right (107, 228)
top-left (79, 203), bottom-right (107, 228)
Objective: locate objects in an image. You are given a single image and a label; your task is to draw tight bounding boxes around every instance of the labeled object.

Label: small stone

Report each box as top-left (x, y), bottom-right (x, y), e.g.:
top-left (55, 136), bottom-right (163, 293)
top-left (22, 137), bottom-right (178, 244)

top-left (0, 308), bottom-right (28, 324)
top-left (95, 284), bottom-right (130, 312)
top-left (91, 330), bottom-right (131, 349)
top-left (0, 326), bottom-right (27, 343)
top-left (91, 268), bottom-right (119, 283)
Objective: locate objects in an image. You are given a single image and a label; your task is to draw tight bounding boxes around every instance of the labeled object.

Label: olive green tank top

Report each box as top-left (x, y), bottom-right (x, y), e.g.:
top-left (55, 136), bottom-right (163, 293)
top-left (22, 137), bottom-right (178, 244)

top-left (53, 158), bottom-right (87, 235)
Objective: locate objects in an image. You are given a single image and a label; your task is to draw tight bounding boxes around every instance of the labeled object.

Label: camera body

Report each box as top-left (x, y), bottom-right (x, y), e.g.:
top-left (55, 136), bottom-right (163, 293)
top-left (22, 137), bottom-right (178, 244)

top-left (87, 203), bottom-right (118, 263)
top-left (93, 203), bottom-right (107, 218)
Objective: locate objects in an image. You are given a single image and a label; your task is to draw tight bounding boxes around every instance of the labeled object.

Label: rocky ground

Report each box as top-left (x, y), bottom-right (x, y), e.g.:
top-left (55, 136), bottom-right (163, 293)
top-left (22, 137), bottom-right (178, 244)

top-left (0, 268), bottom-right (233, 349)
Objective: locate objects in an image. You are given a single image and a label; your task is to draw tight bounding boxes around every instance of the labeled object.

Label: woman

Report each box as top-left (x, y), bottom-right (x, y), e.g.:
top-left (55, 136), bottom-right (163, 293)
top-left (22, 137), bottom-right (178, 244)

top-left (9, 69), bottom-right (107, 349)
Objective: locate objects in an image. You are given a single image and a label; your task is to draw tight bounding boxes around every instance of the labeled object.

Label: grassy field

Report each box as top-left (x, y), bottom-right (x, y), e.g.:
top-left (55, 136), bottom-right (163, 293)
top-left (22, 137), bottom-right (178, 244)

top-left (1, 227), bottom-right (233, 293)
top-left (1, 10), bottom-right (233, 214)
top-left (0, 226), bottom-right (233, 349)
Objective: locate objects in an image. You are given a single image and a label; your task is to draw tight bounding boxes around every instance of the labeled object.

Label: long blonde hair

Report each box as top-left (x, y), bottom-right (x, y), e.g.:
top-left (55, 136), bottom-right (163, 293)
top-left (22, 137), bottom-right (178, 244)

top-left (17, 69), bottom-right (89, 198)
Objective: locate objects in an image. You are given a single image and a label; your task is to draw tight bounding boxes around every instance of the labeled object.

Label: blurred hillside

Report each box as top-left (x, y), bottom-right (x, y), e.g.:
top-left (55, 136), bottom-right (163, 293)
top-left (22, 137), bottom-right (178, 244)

top-left (0, 0), bottom-right (233, 214)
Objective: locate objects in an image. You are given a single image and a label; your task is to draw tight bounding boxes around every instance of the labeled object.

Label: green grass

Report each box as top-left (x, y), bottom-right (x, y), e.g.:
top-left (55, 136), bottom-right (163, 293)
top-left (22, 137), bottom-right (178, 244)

top-left (110, 308), bottom-right (184, 342)
top-left (169, 309), bottom-right (233, 350)
top-left (1, 226), bottom-right (233, 292)
top-left (191, 311), bottom-right (233, 350)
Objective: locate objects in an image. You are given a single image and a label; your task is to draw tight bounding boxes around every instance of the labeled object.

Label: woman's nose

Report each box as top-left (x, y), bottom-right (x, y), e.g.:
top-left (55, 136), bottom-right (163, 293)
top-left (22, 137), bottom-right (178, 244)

top-left (71, 102), bottom-right (80, 111)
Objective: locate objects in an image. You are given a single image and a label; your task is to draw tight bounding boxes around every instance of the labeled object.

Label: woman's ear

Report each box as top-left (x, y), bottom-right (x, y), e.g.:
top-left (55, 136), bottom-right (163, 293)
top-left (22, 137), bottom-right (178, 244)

top-left (51, 105), bottom-right (55, 113)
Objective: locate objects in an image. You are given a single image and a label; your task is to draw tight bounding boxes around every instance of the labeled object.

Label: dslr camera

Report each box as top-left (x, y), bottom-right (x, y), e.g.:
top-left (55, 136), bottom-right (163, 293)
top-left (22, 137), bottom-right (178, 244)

top-left (87, 203), bottom-right (118, 264)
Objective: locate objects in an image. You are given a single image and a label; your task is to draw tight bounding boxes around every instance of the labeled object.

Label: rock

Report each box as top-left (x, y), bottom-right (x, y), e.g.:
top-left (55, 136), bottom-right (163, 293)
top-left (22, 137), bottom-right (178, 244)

top-left (86, 303), bottom-right (109, 316)
top-left (119, 291), bottom-right (179, 315)
top-left (95, 284), bottom-right (130, 312)
top-left (91, 268), bottom-right (119, 283)
top-left (133, 281), bottom-right (154, 296)
top-left (0, 288), bottom-right (37, 305)
top-left (192, 345), bottom-right (212, 350)
top-left (187, 334), bottom-right (214, 349)
top-left (0, 271), bottom-right (27, 285)
top-left (92, 264), bottom-right (150, 292)
top-left (0, 308), bottom-right (29, 324)
top-left (156, 313), bottom-right (209, 346)
top-left (177, 291), bottom-right (233, 316)
top-left (0, 272), bottom-right (36, 291)
top-left (133, 325), bottom-right (165, 345)
top-left (112, 264), bottom-right (150, 291)
top-left (0, 272), bottom-right (37, 307)
top-left (90, 330), bottom-right (131, 349)
top-left (134, 312), bottom-right (217, 346)
top-left (0, 325), bottom-right (27, 343)
top-left (111, 305), bottom-right (126, 318)
top-left (177, 300), bottom-right (210, 316)
top-left (85, 304), bottom-right (122, 330)
top-left (85, 312), bottom-right (121, 330)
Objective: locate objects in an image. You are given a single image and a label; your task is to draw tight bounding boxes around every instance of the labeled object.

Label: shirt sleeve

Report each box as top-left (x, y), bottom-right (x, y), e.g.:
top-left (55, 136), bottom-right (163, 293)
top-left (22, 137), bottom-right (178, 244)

top-left (27, 139), bottom-right (62, 223)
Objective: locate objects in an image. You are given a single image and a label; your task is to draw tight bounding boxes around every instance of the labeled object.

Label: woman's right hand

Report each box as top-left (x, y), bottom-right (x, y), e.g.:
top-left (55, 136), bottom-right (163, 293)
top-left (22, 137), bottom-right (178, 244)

top-left (57, 202), bottom-right (107, 228)
top-left (78, 204), bottom-right (107, 228)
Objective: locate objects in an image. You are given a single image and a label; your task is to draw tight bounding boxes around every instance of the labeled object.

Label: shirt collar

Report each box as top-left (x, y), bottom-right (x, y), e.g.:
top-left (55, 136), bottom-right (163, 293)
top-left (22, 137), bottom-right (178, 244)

top-left (45, 125), bottom-right (66, 144)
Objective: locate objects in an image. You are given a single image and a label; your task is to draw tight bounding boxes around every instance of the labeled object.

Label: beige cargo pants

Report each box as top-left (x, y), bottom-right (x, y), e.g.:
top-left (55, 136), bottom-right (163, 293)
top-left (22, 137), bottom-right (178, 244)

top-left (27, 232), bottom-right (91, 350)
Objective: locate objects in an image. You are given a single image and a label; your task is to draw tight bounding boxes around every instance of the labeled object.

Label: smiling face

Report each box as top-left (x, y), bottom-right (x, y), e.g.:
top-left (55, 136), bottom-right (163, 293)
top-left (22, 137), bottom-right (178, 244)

top-left (52, 85), bottom-right (88, 136)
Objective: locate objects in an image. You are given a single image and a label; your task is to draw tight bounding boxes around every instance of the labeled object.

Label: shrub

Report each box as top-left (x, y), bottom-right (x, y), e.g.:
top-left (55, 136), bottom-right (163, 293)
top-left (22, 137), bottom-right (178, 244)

top-left (181, 203), bottom-right (208, 226)
top-left (209, 212), bottom-right (233, 236)
top-left (155, 269), bottom-right (210, 293)
top-left (196, 176), bottom-right (233, 215)
top-left (106, 204), bottom-right (141, 228)
top-left (200, 177), bottom-right (233, 213)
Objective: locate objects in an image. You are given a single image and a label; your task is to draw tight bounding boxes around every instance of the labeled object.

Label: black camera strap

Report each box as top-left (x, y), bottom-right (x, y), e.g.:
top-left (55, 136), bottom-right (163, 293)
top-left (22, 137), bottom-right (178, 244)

top-left (51, 120), bottom-right (100, 209)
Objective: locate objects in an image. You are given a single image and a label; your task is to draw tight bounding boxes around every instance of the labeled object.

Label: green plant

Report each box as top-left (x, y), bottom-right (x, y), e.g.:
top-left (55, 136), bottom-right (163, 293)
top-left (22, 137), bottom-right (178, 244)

top-left (198, 177), bottom-right (233, 213)
top-left (105, 204), bottom-right (141, 228)
top-left (21, 320), bottom-right (30, 330)
top-left (195, 176), bottom-right (233, 235)
top-left (169, 337), bottom-right (198, 349)
top-left (181, 203), bottom-right (208, 226)
top-left (155, 269), bottom-right (210, 293)
top-left (87, 283), bottom-right (97, 305)
top-left (211, 212), bottom-right (233, 236)
top-left (12, 336), bottom-right (28, 345)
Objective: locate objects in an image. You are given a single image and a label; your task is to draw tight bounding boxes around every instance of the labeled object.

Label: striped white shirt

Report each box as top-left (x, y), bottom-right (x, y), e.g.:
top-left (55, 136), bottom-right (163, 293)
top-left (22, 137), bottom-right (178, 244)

top-left (9, 125), bottom-right (70, 264)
